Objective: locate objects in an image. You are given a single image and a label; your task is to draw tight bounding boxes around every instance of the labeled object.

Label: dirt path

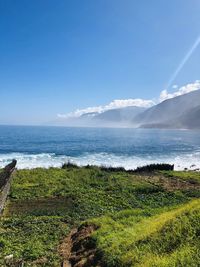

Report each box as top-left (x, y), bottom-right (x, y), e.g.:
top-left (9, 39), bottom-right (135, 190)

top-left (59, 224), bottom-right (102, 267)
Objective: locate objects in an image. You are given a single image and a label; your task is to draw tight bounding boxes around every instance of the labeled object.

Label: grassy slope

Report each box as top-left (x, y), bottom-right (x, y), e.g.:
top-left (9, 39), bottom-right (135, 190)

top-left (0, 167), bottom-right (199, 266)
top-left (89, 199), bottom-right (200, 267)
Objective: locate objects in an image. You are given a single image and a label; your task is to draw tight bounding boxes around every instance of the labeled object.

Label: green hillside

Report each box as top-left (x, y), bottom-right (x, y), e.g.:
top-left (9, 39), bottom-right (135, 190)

top-left (86, 199), bottom-right (200, 267)
top-left (0, 166), bottom-right (199, 266)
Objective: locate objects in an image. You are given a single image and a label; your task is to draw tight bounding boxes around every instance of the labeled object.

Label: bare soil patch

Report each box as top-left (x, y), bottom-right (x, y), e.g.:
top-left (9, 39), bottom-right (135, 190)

top-left (59, 223), bottom-right (104, 267)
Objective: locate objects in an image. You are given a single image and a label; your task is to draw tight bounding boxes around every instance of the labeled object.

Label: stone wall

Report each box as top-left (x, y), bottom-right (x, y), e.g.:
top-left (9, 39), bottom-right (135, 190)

top-left (0, 160), bottom-right (17, 214)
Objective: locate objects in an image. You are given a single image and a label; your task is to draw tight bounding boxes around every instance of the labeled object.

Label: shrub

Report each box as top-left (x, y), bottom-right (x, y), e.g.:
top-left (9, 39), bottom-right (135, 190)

top-left (133, 163), bottom-right (174, 173)
top-left (100, 165), bottom-right (126, 172)
top-left (61, 161), bottom-right (79, 169)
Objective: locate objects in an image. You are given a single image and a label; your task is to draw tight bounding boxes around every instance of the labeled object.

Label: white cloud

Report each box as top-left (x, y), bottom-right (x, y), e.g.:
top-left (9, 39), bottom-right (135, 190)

top-left (57, 98), bottom-right (155, 118)
top-left (159, 80), bottom-right (200, 102)
top-left (57, 106), bottom-right (104, 118)
top-left (105, 99), bottom-right (155, 109)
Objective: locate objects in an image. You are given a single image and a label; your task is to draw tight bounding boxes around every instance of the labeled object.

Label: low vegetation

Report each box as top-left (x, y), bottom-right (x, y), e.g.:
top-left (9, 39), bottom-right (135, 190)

top-left (161, 170), bottom-right (200, 183)
top-left (87, 199), bottom-right (200, 267)
top-left (133, 163), bottom-right (174, 172)
top-left (0, 166), bottom-right (199, 266)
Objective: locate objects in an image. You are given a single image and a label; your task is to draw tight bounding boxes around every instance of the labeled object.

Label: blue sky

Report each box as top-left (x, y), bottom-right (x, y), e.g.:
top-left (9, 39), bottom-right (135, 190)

top-left (0, 0), bottom-right (200, 124)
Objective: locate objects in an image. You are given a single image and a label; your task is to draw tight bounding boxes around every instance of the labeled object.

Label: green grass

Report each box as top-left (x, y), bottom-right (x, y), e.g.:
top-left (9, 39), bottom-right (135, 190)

top-left (0, 216), bottom-right (69, 266)
top-left (7, 167), bottom-right (191, 221)
top-left (161, 170), bottom-right (200, 184)
top-left (88, 199), bottom-right (200, 267)
top-left (0, 166), bottom-right (199, 266)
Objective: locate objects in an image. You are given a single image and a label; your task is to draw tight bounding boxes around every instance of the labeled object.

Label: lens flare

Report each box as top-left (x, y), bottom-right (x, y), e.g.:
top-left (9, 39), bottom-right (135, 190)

top-left (166, 35), bottom-right (200, 90)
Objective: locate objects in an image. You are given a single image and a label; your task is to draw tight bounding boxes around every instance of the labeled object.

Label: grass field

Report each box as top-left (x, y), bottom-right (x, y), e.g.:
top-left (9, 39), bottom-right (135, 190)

top-left (0, 167), bottom-right (199, 266)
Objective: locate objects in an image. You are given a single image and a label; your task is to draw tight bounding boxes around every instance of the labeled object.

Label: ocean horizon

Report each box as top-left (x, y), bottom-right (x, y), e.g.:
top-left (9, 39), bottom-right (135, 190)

top-left (0, 125), bottom-right (200, 170)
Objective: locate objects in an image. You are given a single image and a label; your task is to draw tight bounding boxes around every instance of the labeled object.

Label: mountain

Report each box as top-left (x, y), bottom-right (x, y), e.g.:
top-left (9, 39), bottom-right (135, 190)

top-left (50, 90), bottom-right (200, 129)
top-left (178, 106), bottom-right (200, 129)
top-left (93, 106), bottom-right (146, 123)
top-left (133, 90), bottom-right (200, 129)
top-left (52, 106), bottom-right (146, 127)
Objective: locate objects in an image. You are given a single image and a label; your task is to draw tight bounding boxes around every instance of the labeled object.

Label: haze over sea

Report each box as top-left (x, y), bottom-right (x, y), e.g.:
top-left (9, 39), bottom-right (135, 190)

top-left (0, 125), bottom-right (200, 171)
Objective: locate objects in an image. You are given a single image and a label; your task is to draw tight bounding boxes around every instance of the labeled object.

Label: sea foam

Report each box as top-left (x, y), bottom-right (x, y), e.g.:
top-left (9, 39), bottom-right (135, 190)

top-left (0, 151), bottom-right (200, 171)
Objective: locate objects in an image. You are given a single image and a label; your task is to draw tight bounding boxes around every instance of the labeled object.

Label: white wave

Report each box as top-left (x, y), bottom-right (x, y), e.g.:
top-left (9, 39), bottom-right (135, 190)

top-left (0, 152), bottom-right (200, 171)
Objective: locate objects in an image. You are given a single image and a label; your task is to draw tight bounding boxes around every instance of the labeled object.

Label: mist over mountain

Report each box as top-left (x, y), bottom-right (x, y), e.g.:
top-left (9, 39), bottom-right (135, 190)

top-left (52, 106), bottom-right (146, 127)
top-left (88, 106), bottom-right (146, 127)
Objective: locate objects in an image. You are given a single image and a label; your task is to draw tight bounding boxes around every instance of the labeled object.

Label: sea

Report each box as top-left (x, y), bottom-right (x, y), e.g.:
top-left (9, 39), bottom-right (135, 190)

top-left (0, 125), bottom-right (200, 170)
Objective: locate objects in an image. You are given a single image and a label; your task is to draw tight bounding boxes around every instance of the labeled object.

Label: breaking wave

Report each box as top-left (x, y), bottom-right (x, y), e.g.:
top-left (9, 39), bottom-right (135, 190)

top-left (0, 151), bottom-right (200, 171)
